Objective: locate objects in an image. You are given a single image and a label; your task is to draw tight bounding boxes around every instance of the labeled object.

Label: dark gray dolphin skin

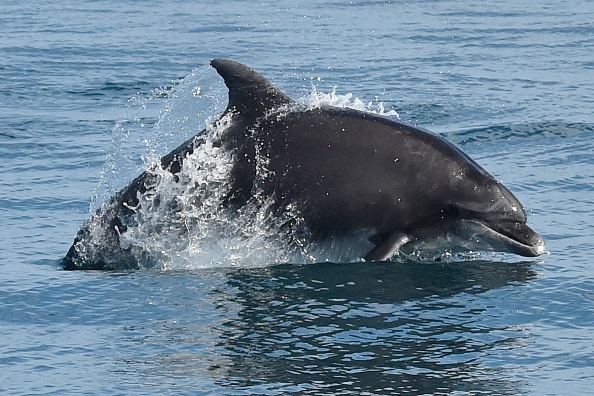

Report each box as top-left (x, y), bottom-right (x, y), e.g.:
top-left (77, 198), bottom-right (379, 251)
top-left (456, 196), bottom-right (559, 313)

top-left (62, 59), bottom-right (545, 270)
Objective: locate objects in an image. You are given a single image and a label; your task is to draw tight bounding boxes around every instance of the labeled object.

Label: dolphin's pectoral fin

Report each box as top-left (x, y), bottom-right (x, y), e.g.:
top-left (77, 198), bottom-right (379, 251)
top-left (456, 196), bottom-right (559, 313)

top-left (365, 232), bottom-right (411, 261)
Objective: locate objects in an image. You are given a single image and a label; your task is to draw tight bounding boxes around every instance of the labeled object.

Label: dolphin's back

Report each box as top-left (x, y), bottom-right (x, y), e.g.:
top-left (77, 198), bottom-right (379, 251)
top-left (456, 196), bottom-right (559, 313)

top-left (252, 106), bottom-right (515, 236)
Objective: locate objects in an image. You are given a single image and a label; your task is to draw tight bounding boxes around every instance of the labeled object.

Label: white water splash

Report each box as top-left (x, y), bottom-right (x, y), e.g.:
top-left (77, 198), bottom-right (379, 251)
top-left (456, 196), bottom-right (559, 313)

top-left (301, 85), bottom-right (400, 117)
top-left (121, 124), bottom-right (235, 270)
top-left (91, 68), bottom-right (227, 213)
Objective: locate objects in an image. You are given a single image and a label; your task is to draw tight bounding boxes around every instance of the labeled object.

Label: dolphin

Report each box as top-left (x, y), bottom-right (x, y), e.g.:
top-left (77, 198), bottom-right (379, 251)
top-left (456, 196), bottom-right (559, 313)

top-left (62, 58), bottom-right (545, 270)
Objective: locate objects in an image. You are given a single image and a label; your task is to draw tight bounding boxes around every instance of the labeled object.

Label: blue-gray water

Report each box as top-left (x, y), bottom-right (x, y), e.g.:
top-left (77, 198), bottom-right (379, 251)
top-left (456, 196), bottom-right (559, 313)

top-left (1, 1), bottom-right (593, 394)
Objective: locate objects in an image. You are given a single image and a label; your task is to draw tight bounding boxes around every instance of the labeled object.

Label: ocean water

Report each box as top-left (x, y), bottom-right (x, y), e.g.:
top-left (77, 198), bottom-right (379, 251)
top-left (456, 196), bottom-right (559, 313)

top-left (1, 0), bottom-right (593, 394)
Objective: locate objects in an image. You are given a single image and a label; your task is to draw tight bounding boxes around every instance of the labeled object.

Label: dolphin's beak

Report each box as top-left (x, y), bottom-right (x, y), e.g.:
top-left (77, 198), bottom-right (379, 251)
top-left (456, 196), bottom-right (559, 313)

top-left (464, 219), bottom-right (546, 257)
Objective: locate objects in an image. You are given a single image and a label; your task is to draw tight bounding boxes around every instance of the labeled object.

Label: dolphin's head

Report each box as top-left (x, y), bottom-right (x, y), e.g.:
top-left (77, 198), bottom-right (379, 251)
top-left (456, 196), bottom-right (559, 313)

top-left (444, 168), bottom-right (546, 257)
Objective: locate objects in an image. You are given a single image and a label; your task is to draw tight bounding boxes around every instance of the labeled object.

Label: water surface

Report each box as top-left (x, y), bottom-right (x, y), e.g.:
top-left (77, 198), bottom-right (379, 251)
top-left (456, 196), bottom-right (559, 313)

top-left (1, 1), bottom-right (593, 394)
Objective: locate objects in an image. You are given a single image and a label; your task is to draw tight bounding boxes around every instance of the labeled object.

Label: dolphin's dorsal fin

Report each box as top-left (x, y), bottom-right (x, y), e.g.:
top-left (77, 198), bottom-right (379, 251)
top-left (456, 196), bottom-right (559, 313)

top-left (211, 59), bottom-right (294, 117)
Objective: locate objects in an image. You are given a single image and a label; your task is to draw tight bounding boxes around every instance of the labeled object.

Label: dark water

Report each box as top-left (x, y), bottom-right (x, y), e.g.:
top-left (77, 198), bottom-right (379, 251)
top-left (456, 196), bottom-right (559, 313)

top-left (1, 1), bottom-right (593, 394)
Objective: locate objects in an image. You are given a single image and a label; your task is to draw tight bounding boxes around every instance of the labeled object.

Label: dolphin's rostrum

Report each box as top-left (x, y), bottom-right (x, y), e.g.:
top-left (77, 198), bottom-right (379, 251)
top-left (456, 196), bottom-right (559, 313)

top-left (63, 59), bottom-right (545, 270)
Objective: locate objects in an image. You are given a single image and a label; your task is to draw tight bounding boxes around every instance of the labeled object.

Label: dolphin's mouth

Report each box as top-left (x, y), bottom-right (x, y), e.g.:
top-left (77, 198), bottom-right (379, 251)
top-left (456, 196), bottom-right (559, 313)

top-left (464, 219), bottom-right (546, 257)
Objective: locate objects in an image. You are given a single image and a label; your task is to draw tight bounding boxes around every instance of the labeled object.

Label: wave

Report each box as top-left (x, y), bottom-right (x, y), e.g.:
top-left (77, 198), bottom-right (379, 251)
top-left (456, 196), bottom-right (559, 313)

top-left (445, 121), bottom-right (594, 146)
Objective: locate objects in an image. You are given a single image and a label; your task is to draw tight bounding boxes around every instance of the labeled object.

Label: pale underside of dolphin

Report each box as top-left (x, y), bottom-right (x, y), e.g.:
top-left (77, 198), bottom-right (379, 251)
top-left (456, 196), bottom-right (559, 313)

top-left (62, 59), bottom-right (545, 270)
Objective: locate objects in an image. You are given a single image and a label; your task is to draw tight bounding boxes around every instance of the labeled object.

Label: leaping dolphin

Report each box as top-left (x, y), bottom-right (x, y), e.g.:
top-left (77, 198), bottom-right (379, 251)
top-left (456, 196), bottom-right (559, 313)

top-left (62, 59), bottom-right (545, 270)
